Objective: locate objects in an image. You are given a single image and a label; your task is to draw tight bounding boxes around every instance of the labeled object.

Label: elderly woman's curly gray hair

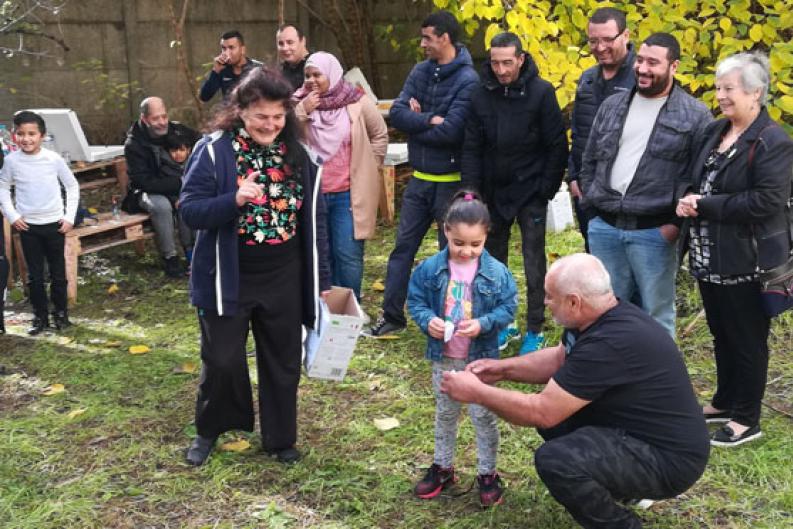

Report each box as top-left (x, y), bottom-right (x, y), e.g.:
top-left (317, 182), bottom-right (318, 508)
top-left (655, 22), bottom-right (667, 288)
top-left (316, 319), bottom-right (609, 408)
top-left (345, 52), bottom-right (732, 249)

top-left (715, 51), bottom-right (770, 105)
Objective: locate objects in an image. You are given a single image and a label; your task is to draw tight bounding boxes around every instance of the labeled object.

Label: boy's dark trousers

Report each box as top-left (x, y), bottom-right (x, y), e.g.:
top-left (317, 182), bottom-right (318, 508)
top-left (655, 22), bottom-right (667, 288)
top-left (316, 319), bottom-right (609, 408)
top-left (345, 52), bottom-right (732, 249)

top-left (18, 222), bottom-right (67, 318)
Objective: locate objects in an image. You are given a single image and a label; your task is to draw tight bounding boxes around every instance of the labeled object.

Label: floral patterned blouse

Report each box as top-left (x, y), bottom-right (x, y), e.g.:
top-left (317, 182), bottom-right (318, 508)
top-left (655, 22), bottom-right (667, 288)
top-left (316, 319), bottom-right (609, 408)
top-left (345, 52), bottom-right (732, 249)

top-left (233, 128), bottom-right (303, 245)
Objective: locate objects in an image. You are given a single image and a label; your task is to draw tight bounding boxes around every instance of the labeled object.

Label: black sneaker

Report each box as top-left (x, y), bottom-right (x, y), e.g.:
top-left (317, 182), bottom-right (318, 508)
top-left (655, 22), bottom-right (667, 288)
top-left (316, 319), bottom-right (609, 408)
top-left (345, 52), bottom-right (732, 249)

top-left (27, 316), bottom-right (49, 336)
top-left (711, 423), bottom-right (762, 447)
top-left (52, 311), bottom-right (72, 330)
top-left (414, 463), bottom-right (456, 499)
top-left (477, 472), bottom-right (504, 507)
top-left (703, 407), bottom-right (732, 424)
top-left (361, 315), bottom-right (405, 338)
top-left (185, 435), bottom-right (217, 466)
top-left (163, 256), bottom-right (184, 278)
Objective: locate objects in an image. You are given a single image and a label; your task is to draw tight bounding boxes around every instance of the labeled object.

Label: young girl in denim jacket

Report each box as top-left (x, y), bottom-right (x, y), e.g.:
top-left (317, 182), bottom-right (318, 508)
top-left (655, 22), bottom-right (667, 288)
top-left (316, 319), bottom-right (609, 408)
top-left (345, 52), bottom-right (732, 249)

top-left (407, 190), bottom-right (517, 507)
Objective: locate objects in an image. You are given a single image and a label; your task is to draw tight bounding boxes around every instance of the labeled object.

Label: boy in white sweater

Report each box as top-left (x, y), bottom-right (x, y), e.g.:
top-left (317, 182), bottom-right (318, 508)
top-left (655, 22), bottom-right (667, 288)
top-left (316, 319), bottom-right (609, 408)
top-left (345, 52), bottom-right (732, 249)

top-left (0, 111), bottom-right (79, 335)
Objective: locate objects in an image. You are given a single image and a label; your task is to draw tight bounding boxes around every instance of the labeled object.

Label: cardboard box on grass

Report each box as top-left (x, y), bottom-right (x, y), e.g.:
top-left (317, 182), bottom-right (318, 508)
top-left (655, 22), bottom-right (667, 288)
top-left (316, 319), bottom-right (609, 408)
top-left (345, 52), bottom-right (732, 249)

top-left (546, 183), bottom-right (575, 233)
top-left (304, 286), bottom-right (365, 381)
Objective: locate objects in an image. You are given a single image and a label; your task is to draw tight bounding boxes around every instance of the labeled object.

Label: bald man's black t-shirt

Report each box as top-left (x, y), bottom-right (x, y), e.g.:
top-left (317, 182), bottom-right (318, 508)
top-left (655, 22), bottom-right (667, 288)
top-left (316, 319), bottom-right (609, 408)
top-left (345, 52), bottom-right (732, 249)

top-left (554, 301), bottom-right (709, 470)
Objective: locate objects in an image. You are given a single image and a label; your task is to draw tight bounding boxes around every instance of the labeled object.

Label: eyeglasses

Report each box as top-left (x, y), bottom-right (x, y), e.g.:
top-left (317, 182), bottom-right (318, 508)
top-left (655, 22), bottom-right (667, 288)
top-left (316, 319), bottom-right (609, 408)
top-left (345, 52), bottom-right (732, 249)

top-left (587, 33), bottom-right (622, 47)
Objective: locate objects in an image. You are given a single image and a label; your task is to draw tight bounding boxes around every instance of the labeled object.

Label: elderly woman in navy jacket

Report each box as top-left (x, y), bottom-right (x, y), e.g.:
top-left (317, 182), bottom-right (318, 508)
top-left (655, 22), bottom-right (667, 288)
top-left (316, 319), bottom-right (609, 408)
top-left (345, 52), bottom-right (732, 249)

top-left (179, 66), bottom-right (330, 465)
top-left (677, 52), bottom-right (793, 447)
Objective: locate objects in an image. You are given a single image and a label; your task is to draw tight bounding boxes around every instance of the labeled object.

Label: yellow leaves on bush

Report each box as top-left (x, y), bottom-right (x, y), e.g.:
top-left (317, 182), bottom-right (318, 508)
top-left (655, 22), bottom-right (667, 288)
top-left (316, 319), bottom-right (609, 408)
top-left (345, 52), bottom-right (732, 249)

top-left (219, 439), bottom-right (251, 452)
top-left (128, 345), bottom-right (150, 355)
top-left (436, 0), bottom-right (793, 128)
top-left (748, 24), bottom-right (764, 43)
top-left (41, 384), bottom-right (65, 396)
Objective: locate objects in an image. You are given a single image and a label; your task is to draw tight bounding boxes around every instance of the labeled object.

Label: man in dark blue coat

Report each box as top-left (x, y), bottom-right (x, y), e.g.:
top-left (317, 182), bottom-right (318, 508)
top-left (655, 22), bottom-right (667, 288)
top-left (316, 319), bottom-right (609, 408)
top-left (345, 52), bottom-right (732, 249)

top-left (462, 32), bottom-right (568, 354)
top-left (365, 10), bottom-right (479, 337)
top-left (199, 30), bottom-right (262, 103)
top-left (568, 7), bottom-right (636, 250)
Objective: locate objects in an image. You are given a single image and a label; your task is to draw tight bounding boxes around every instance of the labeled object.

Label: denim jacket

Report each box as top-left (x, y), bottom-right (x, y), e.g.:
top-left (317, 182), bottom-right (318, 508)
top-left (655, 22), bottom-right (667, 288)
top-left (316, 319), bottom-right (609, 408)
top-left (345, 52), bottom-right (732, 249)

top-left (407, 248), bottom-right (518, 361)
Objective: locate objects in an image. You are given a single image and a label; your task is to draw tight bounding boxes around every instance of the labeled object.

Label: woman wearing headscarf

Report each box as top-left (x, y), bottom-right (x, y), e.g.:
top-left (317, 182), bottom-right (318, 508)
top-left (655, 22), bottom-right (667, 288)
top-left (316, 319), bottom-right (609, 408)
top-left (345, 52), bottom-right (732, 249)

top-left (677, 52), bottom-right (793, 447)
top-left (294, 51), bottom-right (388, 300)
top-left (180, 66), bottom-right (330, 466)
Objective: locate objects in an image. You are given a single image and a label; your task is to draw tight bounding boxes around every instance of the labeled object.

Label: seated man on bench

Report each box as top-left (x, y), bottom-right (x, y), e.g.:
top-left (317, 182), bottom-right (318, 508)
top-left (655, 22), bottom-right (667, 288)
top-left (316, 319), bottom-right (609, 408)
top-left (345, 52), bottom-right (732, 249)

top-left (123, 96), bottom-right (199, 277)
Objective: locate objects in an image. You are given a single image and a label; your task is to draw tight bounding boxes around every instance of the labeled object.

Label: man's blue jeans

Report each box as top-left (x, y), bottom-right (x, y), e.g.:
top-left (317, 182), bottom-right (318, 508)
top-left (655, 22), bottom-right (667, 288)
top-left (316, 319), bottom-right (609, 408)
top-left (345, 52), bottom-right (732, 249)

top-left (382, 177), bottom-right (459, 326)
top-left (324, 191), bottom-right (364, 299)
top-left (587, 216), bottom-right (677, 336)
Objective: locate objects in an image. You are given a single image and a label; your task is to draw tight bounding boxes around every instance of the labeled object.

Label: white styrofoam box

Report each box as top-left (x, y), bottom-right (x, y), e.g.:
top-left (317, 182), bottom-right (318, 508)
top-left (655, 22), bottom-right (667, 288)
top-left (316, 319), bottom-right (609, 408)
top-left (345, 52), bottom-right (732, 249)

top-left (303, 287), bottom-right (365, 381)
top-left (546, 186), bottom-right (575, 233)
top-left (385, 143), bottom-right (408, 166)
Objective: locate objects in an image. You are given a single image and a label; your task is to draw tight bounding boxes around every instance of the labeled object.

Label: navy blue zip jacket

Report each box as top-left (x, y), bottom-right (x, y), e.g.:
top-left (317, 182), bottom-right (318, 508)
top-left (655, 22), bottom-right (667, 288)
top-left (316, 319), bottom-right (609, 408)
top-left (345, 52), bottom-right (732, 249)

top-left (179, 131), bottom-right (330, 326)
top-left (389, 45), bottom-right (479, 175)
top-left (568, 44), bottom-right (636, 183)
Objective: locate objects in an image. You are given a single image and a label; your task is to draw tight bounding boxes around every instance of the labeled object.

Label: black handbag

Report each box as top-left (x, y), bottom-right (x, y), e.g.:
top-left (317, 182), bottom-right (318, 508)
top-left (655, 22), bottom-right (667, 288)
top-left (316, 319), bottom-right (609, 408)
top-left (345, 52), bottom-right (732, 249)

top-left (759, 256), bottom-right (793, 317)
top-left (747, 125), bottom-right (793, 317)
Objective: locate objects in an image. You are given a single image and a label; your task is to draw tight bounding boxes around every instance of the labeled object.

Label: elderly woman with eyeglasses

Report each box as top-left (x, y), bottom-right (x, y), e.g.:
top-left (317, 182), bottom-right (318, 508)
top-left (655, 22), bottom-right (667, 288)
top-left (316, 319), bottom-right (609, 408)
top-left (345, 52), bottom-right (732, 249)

top-left (677, 52), bottom-right (793, 447)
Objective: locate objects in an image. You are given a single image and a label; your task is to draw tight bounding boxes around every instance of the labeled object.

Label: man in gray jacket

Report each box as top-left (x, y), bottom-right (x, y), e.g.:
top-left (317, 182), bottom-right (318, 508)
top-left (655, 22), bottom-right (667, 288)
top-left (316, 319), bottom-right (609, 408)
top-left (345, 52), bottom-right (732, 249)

top-left (580, 33), bottom-right (712, 336)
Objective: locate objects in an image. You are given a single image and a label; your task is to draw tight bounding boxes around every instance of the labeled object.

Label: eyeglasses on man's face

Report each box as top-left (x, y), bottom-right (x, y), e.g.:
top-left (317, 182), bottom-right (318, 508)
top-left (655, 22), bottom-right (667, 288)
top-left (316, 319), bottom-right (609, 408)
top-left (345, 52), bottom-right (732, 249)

top-left (587, 33), bottom-right (623, 48)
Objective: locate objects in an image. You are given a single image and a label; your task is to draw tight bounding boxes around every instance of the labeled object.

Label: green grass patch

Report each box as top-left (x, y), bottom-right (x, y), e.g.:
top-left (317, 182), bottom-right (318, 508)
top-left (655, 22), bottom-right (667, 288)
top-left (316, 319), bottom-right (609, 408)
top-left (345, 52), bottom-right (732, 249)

top-left (1, 222), bottom-right (791, 528)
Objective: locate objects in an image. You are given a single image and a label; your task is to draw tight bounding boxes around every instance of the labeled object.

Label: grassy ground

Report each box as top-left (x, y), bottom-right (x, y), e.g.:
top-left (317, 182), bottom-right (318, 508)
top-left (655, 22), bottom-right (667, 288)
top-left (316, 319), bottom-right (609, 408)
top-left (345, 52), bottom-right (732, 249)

top-left (1, 220), bottom-right (792, 529)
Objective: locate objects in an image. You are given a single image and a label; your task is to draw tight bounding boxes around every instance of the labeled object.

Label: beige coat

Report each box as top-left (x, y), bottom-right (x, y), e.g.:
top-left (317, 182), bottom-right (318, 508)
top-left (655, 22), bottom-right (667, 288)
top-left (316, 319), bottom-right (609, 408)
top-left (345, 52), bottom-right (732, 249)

top-left (296, 95), bottom-right (388, 239)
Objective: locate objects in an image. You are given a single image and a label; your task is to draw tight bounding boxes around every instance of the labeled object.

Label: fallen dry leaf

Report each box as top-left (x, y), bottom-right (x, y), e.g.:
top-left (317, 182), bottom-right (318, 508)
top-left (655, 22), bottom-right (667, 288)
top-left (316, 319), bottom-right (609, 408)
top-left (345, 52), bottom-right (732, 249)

top-left (107, 284), bottom-right (120, 295)
top-left (57, 336), bottom-right (74, 345)
top-left (172, 362), bottom-right (198, 374)
top-left (547, 252), bottom-right (561, 263)
top-left (219, 439), bottom-right (251, 452)
top-left (128, 345), bottom-right (150, 355)
top-left (373, 334), bottom-right (399, 340)
top-left (42, 383), bottom-right (65, 396)
top-left (373, 417), bottom-right (400, 431)
top-left (371, 279), bottom-right (385, 292)
top-left (106, 341), bottom-right (122, 348)
top-left (67, 408), bottom-right (87, 419)
top-left (369, 379), bottom-right (383, 392)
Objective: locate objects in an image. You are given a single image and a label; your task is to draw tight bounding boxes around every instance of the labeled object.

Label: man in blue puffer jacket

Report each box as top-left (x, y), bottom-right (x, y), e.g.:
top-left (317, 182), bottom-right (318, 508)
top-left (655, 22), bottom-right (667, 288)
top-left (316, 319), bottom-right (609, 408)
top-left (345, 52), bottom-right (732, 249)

top-left (365, 10), bottom-right (479, 337)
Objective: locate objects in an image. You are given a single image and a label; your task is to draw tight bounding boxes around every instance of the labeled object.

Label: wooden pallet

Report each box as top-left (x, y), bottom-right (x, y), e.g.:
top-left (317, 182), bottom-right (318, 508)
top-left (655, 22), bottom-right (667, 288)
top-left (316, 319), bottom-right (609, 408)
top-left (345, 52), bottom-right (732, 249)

top-left (64, 212), bottom-right (152, 304)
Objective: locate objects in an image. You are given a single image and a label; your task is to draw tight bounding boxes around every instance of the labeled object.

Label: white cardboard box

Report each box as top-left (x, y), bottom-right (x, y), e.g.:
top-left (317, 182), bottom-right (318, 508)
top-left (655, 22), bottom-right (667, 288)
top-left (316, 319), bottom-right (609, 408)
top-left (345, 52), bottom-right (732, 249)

top-left (304, 287), bottom-right (365, 381)
top-left (546, 185), bottom-right (575, 233)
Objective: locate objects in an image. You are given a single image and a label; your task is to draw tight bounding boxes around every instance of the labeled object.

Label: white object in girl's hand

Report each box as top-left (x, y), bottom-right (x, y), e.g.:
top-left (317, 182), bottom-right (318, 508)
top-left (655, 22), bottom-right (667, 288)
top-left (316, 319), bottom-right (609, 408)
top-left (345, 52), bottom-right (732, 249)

top-left (444, 320), bottom-right (455, 343)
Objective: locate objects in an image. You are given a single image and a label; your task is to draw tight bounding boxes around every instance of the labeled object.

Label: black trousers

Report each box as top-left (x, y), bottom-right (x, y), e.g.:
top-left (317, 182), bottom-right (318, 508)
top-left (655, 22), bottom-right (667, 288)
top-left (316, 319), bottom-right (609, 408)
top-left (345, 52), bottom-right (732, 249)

top-left (18, 222), bottom-right (67, 317)
top-left (535, 423), bottom-right (705, 529)
top-left (698, 280), bottom-right (770, 426)
top-left (485, 204), bottom-right (546, 333)
top-left (194, 242), bottom-right (303, 450)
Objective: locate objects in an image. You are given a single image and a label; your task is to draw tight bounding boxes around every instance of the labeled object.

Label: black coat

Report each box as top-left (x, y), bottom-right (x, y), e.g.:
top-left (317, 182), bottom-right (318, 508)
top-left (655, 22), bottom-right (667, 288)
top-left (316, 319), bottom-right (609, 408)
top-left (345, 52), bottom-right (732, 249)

top-left (461, 55), bottom-right (568, 221)
top-left (687, 109), bottom-right (793, 274)
top-left (568, 44), bottom-right (636, 182)
top-left (124, 120), bottom-right (200, 199)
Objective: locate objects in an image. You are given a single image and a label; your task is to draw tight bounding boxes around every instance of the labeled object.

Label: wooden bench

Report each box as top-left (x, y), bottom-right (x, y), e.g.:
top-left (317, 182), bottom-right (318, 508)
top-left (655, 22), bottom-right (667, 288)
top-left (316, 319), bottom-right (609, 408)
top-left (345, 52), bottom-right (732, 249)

top-left (64, 212), bottom-right (152, 304)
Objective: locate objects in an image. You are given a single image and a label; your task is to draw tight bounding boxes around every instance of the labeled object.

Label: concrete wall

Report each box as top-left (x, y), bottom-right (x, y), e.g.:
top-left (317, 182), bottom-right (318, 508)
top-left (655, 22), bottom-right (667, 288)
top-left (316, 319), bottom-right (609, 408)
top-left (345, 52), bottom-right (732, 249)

top-left (0, 0), bottom-right (432, 143)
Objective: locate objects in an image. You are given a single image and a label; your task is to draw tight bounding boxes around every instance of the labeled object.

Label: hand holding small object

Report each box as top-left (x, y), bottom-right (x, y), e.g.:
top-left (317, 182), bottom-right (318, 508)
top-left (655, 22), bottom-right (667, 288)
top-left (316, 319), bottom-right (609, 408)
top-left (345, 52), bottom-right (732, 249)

top-left (428, 317), bottom-right (446, 340)
top-left (235, 171), bottom-right (264, 206)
